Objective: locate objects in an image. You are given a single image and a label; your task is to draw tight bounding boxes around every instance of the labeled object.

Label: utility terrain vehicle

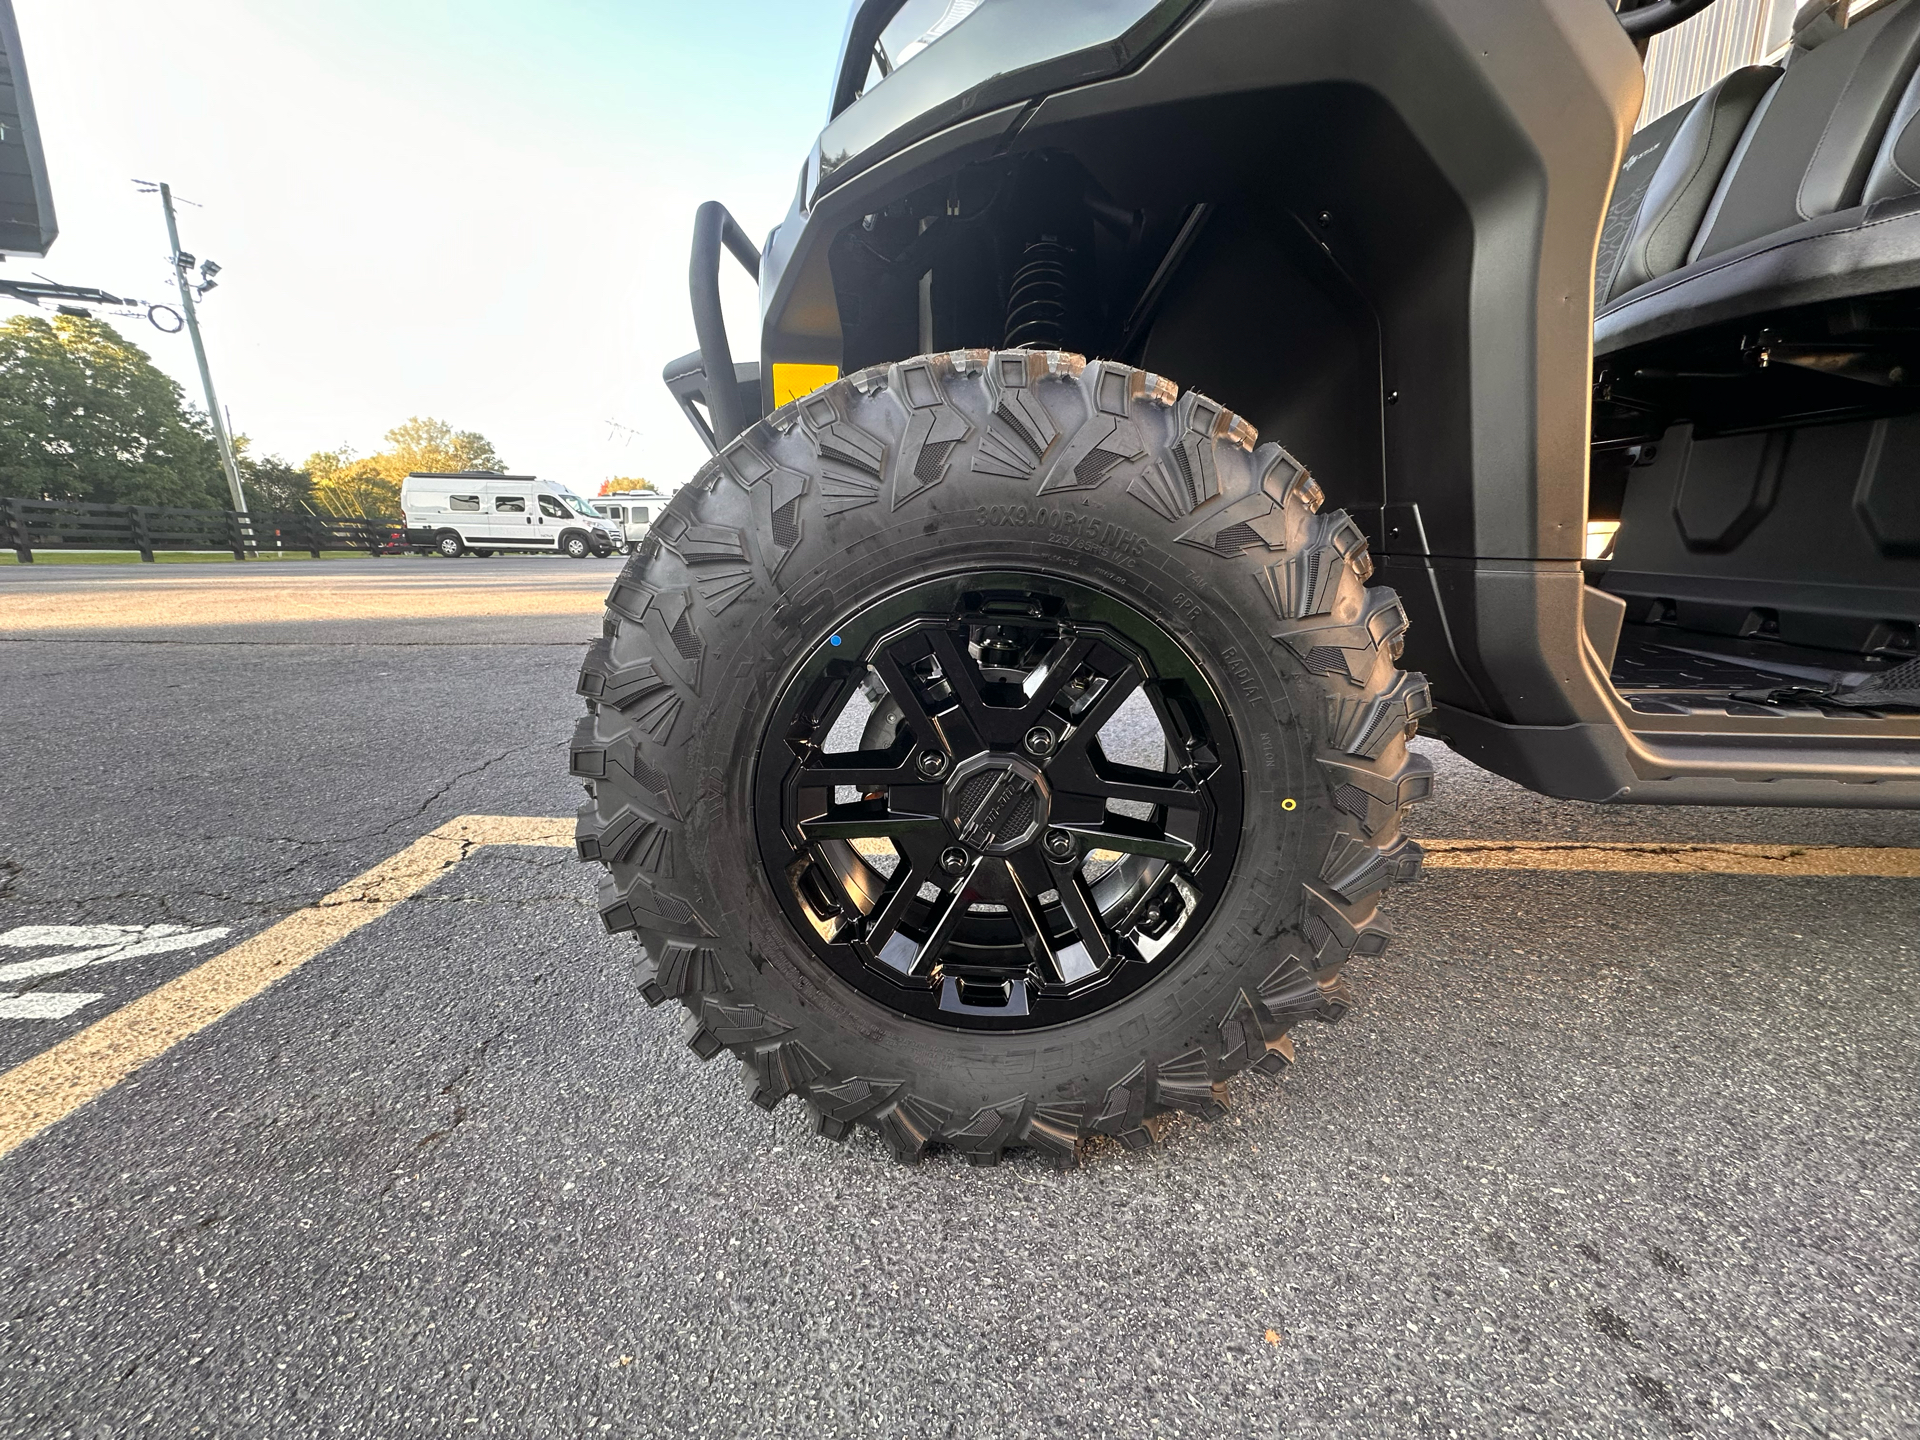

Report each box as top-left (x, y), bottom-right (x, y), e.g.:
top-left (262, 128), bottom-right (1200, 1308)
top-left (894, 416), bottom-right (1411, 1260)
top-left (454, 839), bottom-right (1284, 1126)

top-left (573, 0), bottom-right (1920, 1164)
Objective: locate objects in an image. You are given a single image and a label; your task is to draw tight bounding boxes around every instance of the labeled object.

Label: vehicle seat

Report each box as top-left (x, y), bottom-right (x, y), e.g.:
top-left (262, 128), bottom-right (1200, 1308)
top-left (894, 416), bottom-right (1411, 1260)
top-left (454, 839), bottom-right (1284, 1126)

top-left (1595, 65), bottom-right (1782, 308)
top-left (1594, 0), bottom-right (1920, 354)
top-left (1689, 0), bottom-right (1920, 261)
top-left (1864, 59), bottom-right (1920, 202)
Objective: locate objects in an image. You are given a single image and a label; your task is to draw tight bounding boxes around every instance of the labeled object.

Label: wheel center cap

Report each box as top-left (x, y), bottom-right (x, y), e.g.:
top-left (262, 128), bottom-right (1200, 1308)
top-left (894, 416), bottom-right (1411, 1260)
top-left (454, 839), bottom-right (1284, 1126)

top-left (942, 753), bottom-right (1050, 856)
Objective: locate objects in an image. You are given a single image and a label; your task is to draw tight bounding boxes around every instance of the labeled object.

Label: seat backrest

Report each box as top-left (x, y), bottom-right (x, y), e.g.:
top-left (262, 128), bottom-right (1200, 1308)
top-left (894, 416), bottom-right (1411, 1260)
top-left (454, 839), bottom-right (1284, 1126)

top-left (1864, 63), bottom-right (1920, 201)
top-left (1598, 65), bottom-right (1782, 306)
top-left (1690, 0), bottom-right (1920, 262)
top-left (1595, 103), bottom-right (1693, 312)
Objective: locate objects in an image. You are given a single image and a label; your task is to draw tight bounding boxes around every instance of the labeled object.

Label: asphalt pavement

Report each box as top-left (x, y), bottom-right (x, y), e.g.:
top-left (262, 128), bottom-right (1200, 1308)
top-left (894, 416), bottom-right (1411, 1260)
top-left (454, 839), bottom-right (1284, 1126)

top-left (0, 557), bottom-right (1914, 1438)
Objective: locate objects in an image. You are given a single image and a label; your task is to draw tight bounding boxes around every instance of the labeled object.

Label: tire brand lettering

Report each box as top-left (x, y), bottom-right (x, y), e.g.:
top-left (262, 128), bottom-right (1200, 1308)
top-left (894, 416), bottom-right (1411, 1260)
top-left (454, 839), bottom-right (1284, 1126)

top-left (978, 505), bottom-right (1147, 560)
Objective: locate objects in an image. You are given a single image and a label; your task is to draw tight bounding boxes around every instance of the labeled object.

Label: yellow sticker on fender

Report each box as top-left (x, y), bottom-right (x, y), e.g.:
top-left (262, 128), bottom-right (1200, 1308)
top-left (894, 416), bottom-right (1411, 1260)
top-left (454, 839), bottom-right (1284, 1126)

top-left (771, 363), bottom-right (839, 407)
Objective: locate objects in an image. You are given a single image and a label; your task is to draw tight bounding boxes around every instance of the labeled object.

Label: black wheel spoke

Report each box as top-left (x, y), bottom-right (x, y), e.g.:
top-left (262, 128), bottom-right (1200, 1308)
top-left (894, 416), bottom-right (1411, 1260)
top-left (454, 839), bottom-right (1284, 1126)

top-left (968, 856), bottom-right (1056, 975)
top-left (1053, 819), bottom-right (1195, 862)
top-left (1010, 847), bottom-right (1111, 981)
top-left (862, 863), bottom-right (934, 964)
top-left (872, 865), bottom-right (970, 976)
top-left (871, 643), bottom-right (982, 757)
top-left (854, 817), bottom-right (965, 969)
top-left (922, 627), bottom-right (993, 721)
top-left (799, 752), bottom-right (921, 790)
top-left (1069, 763), bottom-right (1206, 813)
top-left (1011, 634), bottom-right (1098, 722)
top-left (797, 814), bottom-right (946, 843)
top-left (1054, 662), bottom-right (1145, 750)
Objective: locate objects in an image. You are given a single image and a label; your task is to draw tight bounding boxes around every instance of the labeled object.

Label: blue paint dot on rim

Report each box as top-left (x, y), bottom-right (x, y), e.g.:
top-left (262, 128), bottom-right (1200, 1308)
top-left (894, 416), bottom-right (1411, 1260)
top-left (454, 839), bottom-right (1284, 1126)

top-left (828, 634), bottom-right (843, 647)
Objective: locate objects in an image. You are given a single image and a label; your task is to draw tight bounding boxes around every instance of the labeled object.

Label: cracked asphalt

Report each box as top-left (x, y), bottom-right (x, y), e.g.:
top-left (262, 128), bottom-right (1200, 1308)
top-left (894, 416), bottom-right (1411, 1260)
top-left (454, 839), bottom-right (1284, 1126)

top-left (1, 557), bottom-right (1916, 1438)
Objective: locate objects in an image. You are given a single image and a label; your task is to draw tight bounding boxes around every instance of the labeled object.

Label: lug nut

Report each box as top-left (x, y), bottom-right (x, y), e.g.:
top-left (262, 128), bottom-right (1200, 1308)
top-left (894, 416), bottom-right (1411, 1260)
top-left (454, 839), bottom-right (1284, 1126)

top-left (1023, 726), bottom-right (1056, 757)
top-left (1042, 828), bottom-right (1076, 861)
top-left (940, 846), bottom-right (969, 874)
top-left (916, 751), bottom-right (949, 779)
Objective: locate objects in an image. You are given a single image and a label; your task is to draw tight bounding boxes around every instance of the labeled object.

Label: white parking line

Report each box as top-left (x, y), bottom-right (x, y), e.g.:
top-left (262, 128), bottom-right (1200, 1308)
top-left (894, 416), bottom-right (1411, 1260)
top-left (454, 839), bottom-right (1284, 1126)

top-left (0, 924), bottom-right (232, 1019)
top-left (0, 993), bottom-right (104, 1021)
top-left (0, 816), bottom-right (569, 1158)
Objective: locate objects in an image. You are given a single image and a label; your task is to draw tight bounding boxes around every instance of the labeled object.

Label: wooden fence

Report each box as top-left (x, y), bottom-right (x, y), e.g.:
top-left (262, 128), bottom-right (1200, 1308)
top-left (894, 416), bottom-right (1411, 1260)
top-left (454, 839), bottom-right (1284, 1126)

top-left (1, 497), bottom-right (402, 562)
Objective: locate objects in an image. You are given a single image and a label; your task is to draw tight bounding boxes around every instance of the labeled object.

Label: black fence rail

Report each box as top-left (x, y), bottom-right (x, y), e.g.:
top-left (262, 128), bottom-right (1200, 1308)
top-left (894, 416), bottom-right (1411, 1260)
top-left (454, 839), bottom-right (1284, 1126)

top-left (2, 497), bottom-right (402, 562)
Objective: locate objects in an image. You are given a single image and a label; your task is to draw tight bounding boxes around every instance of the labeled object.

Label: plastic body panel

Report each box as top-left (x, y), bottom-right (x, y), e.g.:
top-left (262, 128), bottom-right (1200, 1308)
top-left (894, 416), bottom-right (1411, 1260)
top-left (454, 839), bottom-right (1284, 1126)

top-left (1012, 0), bottom-right (1636, 569)
top-left (1602, 420), bottom-right (1920, 652)
top-left (750, 0), bottom-right (1920, 807)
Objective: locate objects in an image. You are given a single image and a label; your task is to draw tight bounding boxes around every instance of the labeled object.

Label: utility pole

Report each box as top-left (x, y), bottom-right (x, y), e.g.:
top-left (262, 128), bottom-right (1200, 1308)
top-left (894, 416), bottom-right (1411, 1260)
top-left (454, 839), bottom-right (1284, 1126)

top-left (156, 183), bottom-right (249, 526)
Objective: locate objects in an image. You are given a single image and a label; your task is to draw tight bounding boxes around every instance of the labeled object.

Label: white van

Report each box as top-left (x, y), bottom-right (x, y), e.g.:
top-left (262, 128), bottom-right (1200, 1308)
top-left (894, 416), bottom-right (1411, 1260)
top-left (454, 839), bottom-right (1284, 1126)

top-left (401, 472), bottom-right (615, 559)
top-left (590, 492), bottom-right (661, 553)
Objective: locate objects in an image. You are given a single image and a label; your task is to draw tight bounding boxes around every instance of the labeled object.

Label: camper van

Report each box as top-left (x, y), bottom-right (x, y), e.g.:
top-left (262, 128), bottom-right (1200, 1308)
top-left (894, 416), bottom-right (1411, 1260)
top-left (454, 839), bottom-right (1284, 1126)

top-left (590, 491), bottom-right (660, 553)
top-left (401, 472), bottom-right (615, 559)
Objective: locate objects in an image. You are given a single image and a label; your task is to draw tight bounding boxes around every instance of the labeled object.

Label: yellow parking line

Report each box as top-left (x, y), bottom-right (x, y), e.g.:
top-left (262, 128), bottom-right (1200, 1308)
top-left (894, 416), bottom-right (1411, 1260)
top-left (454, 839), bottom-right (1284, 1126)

top-left (1, 819), bottom-right (1913, 1160)
top-left (0, 815), bottom-right (570, 1159)
top-left (1420, 840), bottom-right (1920, 877)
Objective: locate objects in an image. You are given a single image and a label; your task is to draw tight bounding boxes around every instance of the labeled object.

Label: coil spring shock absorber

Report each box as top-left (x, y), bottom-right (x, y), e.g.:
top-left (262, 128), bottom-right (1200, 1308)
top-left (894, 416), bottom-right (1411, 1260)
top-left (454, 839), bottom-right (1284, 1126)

top-left (1003, 237), bottom-right (1073, 350)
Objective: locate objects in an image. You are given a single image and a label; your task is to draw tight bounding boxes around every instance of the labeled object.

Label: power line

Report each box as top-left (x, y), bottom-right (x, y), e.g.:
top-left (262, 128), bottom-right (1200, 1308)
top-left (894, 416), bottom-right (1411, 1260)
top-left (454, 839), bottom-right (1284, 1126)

top-left (0, 274), bottom-right (181, 330)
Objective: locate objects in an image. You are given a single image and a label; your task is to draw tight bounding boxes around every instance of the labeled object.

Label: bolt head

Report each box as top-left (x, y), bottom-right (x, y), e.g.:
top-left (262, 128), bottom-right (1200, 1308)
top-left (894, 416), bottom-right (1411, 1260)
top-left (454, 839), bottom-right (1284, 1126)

top-left (1042, 828), bottom-right (1076, 861)
top-left (1023, 726), bottom-right (1056, 757)
top-left (916, 751), bottom-right (949, 778)
top-left (940, 846), bottom-right (968, 874)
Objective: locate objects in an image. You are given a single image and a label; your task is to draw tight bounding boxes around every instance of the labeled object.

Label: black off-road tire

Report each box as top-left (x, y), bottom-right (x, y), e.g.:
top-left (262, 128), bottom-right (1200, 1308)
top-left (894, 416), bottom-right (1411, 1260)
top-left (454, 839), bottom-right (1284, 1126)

top-left (573, 350), bottom-right (1431, 1165)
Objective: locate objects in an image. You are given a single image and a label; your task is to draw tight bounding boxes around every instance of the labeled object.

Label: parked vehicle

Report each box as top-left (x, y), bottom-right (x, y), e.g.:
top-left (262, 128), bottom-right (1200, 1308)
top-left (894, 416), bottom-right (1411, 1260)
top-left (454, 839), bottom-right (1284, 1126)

top-left (591, 491), bottom-right (661, 553)
top-left (403, 471), bottom-right (614, 559)
top-left (573, 0), bottom-right (1920, 1165)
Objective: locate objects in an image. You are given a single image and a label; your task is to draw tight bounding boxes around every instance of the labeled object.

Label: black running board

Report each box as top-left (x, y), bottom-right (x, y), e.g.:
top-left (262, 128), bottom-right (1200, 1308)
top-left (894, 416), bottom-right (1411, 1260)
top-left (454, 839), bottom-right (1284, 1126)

top-left (1429, 701), bottom-right (1920, 809)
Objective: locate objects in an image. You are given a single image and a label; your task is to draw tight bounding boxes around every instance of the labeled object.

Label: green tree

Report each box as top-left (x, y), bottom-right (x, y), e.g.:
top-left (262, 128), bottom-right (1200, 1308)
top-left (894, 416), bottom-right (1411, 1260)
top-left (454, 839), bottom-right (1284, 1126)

top-left (241, 455), bottom-right (315, 512)
top-left (304, 417), bottom-right (506, 517)
top-left (226, 433), bottom-right (315, 512)
top-left (379, 416), bottom-right (505, 478)
top-left (305, 446), bottom-right (395, 517)
top-left (0, 314), bottom-right (225, 506)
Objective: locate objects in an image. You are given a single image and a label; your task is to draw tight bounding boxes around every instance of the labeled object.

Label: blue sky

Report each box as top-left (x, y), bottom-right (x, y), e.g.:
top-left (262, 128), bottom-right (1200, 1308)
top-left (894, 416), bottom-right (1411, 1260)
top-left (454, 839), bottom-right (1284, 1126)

top-left (8, 0), bottom-right (849, 490)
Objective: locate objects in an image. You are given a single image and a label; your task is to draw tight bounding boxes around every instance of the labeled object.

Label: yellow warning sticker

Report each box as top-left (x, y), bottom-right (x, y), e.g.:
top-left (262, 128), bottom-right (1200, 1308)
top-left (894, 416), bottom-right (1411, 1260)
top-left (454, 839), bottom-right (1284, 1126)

top-left (771, 363), bottom-right (840, 407)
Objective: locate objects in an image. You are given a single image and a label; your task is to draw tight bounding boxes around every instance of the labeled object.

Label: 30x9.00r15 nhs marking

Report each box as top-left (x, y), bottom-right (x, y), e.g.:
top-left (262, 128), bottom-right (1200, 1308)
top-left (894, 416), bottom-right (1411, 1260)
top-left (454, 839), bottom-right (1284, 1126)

top-left (572, 348), bottom-right (1432, 1165)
